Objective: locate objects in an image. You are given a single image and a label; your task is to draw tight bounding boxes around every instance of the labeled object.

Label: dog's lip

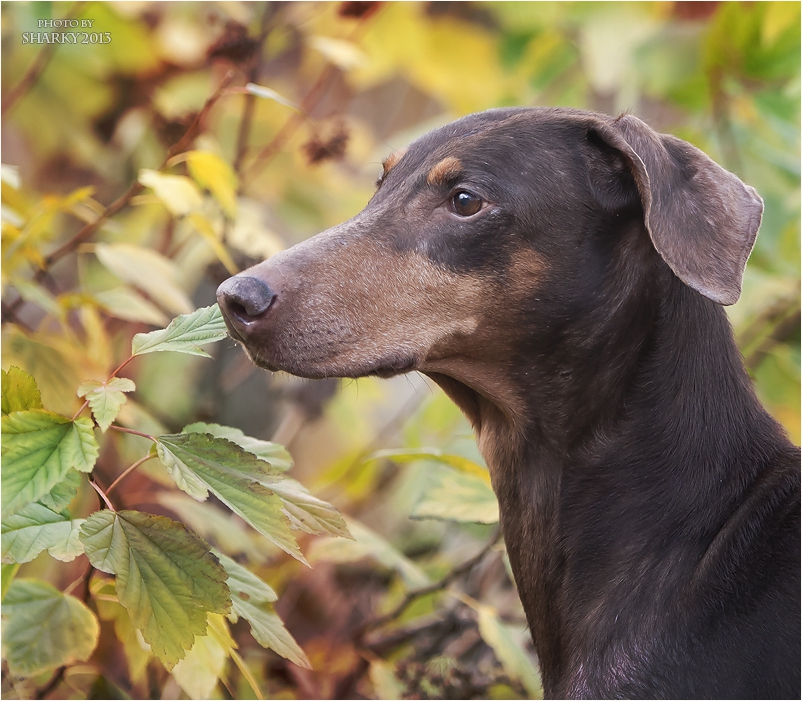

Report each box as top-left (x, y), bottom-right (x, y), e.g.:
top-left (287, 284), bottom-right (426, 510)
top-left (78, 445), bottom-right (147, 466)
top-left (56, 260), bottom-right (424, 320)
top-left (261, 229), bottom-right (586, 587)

top-left (239, 347), bottom-right (416, 379)
top-left (367, 358), bottom-right (416, 378)
top-left (220, 315), bottom-right (247, 344)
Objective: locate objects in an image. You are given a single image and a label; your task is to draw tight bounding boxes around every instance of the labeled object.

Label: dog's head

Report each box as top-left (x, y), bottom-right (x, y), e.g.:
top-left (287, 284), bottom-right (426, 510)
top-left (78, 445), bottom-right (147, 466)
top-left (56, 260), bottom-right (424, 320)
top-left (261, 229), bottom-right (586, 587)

top-left (218, 108), bottom-right (762, 413)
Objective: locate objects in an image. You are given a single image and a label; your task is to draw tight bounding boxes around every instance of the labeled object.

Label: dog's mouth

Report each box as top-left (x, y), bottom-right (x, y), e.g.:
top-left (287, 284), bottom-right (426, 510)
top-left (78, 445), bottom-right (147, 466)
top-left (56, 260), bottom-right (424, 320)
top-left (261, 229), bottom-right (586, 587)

top-left (365, 358), bottom-right (416, 378)
top-left (227, 333), bottom-right (417, 380)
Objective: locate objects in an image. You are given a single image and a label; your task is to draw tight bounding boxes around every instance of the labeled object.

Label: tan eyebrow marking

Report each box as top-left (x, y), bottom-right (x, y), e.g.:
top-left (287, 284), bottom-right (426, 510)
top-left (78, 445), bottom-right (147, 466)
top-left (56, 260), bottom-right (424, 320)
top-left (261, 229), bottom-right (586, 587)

top-left (426, 156), bottom-right (463, 186)
top-left (381, 148), bottom-right (407, 178)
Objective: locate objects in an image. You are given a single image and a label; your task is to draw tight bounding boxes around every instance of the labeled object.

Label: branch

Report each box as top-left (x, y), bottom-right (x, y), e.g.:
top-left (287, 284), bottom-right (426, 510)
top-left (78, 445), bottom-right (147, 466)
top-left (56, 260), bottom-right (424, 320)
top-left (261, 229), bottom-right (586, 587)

top-left (107, 454), bottom-right (155, 495)
top-left (233, 3), bottom-right (276, 176)
top-left (2, 2), bottom-right (86, 116)
top-left (354, 525), bottom-right (503, 638)
top-left (7, 71), bottom-right (238, 319)
top-left (109, 425), bottom-right (156, 442)
top-left (242, 18), bottom-right (373, 185)
top-left (89, 477), bottom-right (115, 511)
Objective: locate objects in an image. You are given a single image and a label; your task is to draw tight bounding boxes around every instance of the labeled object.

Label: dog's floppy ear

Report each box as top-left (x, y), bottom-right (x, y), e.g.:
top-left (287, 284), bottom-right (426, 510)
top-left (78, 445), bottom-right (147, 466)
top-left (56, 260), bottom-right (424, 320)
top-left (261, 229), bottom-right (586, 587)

top-left (587, 114), bottom-right (763, 305)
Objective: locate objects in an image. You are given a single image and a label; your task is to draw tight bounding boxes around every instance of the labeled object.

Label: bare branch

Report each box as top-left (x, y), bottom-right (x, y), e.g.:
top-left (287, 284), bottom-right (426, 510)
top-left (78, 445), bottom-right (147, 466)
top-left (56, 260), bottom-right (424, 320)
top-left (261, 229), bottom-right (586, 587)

top-left (354, 525), bottom-right (503, 638)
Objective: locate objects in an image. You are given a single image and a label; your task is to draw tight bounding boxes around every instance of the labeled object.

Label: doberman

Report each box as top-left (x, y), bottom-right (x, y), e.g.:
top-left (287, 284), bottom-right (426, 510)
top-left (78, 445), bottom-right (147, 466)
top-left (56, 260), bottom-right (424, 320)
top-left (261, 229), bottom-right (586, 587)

top-left (217, 108), bottom-right (800, 699)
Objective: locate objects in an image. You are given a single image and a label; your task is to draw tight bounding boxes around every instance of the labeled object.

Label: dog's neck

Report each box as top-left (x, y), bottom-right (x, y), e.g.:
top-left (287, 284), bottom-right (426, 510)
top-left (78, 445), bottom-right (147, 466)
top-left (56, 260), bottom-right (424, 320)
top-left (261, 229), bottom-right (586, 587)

top-left (428, 269), bottom-right (789, 696)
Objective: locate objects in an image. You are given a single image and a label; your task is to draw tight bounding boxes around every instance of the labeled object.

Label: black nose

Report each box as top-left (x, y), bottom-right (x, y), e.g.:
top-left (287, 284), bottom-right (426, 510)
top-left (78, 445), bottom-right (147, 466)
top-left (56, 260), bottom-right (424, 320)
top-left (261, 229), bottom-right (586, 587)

top-left (217, 276), bottom-right (276, 326)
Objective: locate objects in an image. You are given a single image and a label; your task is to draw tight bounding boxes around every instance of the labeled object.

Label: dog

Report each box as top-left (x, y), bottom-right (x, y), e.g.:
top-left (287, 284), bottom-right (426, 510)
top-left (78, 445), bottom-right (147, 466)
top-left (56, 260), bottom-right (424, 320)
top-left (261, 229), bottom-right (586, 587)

top-left (217, 108), bottom-right (800, 699)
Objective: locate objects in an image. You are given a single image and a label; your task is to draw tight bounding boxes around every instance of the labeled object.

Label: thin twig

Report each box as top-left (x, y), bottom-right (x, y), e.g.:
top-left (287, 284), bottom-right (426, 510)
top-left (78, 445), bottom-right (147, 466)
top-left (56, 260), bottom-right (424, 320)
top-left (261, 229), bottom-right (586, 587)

top-left (7, 71), bottom-right (238, 319)
top-left (89, 478), bottom-right (115, 511)
top-left (745, 308), bottom-right (801, 371)
top-left (107, 454), bottom-right (155, 495)
top-left (233, 3), bottom-right (275, 176)
top-left (1, 300), bottom-right (33, 330)
top-left (166, 70), bottom-right (236, 161)
top-left (72, 399), bottom-right (89, 421)
top-left (45, 70), bottom-right (236, 270)
top-left (36, 666), bottom-right (66, 700)
top-left (354, 525), bottom-right (503, 638)
top-left (242, 18), bottom-right (373, 185)
top-left (108, 354), bottom-right (136, 380)
top-left (63, 564), bottom-right (92, 596)
top-left (2, 2), bottom-right (86, 116)
top-left (110, 425), bottom-right (156, 441)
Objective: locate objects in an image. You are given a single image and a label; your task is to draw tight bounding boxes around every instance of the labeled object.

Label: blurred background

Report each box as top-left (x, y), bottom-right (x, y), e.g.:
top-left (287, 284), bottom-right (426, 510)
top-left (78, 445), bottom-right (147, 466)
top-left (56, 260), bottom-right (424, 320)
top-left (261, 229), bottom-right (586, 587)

top-left (2, 2), bottom-right (799, 699)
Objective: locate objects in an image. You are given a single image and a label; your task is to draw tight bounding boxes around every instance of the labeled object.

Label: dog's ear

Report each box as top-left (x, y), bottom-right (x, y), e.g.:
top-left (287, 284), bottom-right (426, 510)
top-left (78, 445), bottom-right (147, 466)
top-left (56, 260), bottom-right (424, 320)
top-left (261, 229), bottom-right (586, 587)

top-left (586, 114), bottom-right (763, 305)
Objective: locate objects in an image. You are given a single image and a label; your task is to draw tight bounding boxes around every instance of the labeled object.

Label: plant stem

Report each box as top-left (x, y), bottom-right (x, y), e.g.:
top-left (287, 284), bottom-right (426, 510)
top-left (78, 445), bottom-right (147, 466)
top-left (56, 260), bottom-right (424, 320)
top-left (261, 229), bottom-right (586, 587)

top-left (63, 565), bottom-right (91, 596)
top-left (109, 354), bottom-right (136, 379)
top-left (72, 399), bottom-right (89, 421)
top-left (89, 478), bottom-right (115, 511)
top-left (2, 2), bottom-right (86, 116)
top-left (7, 70), bottom-right (238, 318)
top-left (110, 425), bottom-right (156, 441)
top-left (107, 454), bottom-right (154, 495)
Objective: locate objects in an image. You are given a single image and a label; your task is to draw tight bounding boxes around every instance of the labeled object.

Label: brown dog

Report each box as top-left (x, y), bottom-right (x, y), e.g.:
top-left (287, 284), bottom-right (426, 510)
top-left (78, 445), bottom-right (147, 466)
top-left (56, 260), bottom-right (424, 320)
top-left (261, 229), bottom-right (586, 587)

top-left (218, 108), bottom-right (800, 699)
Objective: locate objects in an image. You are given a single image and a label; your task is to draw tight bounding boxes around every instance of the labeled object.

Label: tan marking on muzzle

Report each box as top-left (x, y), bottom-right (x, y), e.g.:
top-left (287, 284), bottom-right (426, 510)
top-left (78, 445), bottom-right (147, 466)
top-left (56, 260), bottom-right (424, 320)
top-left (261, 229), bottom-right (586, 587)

top-left (427, 156), bottom-right (463, 186)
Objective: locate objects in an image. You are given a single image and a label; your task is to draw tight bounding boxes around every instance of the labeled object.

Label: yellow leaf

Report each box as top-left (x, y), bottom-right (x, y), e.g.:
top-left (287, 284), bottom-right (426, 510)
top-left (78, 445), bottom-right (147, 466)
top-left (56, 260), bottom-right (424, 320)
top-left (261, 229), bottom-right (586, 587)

top-left (308, 36), bottom-right (367, 71)
top-left (184, 152), bottom-right (238, 219)
top-left (78, 305), bottom-right (112, 370)
top-left (138, 169), bottom-right (203, 217)
top-left (171, 613), bottom-right (230, 700)
top-left (95, 243), bottom-right (193, 315)
top-left (94, 287), bottom-right (170, 327)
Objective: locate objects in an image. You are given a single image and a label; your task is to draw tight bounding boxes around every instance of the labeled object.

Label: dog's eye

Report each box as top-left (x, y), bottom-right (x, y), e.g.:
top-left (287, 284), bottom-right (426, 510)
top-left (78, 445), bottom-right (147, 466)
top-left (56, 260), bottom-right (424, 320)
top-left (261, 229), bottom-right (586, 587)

top-left (452, 191), bottom-right (483, 217)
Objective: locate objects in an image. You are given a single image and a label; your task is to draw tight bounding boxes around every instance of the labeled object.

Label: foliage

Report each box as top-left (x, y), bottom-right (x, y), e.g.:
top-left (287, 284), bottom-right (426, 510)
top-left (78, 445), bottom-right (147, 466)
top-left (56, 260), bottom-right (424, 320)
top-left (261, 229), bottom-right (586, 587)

top-left (1, 310), bottom-right (332, 695)
top-left (2, 2), bottom-right (798, 699)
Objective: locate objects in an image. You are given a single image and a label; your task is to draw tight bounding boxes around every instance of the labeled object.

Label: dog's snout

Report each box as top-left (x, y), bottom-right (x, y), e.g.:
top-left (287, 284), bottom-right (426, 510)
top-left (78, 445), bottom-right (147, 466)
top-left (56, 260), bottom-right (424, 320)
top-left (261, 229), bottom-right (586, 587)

top-left (217, 275), bottom-right (276, 328)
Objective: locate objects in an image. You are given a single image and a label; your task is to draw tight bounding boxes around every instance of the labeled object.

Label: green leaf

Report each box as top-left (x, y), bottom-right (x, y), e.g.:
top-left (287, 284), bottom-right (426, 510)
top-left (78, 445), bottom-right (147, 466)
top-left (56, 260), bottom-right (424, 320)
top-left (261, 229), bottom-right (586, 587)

top-left (38, 468), bottom-right (82, 512)
top-left (2, 410), bottom-right (98, 519)
top-left (77, 377), bottom-right (136, 432)
top-left (226, 593), bottom-right (311, 669)
top-left (185, 151), bottom-right (238, 219)
top-left (2, 366), bottom-right (43, 415)
top-left (365, 447), bottom-right (492, 485)
top-left (94, 286), bottom-right (170, 327)
top-left (268, 478), bottom-right (353, 539)
top-left (474, 603), bottom-right (543, 699)
top-left (79, 510), bottom-right (231, 670)
top-left (2, 502), bottom-right (85, 563)
top-left (412, 465), bottom-right (499, 524)
top-left (183, 422), bottom-right (293, 471)
top-left (2, 563), bottom-right (21, 601)
top-left (214, 549), bottom-right (277, 604)
top-left (155, 432), bottom-right (307, 564)
top-left (2, 578), bottom-right (99, 677)
top-left (308, 518), bottom-right (429, 589)
top-left (138, 169), bottom-right (203, 216)
top-left (95, 243), bottom-right (193, 316)
top-left (132, 304), bottom-right (229, 358)
top-left (157, 492), bottom-right (264, 561)
top-left (171, 613), bottom-right (231, 700)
